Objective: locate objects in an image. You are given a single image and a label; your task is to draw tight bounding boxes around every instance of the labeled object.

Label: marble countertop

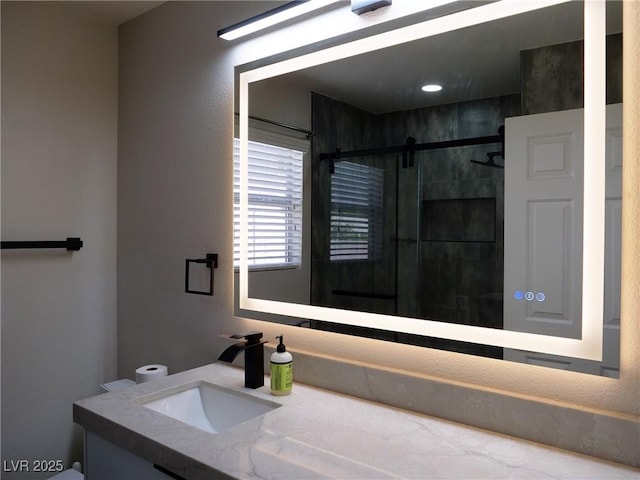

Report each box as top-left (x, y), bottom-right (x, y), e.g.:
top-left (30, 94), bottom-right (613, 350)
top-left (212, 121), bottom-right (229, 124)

top-left (74, 363), bottom-right (638, 480)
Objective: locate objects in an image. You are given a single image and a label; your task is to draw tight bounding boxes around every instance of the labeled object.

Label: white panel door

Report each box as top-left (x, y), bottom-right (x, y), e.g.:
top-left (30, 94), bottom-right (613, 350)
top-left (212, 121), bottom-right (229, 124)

top-left (503, 104), bottom-right (621, 375)
top-left (503, 108), bottom-right (584, 339)
top-left (600, 103), bottom-right (623, 376)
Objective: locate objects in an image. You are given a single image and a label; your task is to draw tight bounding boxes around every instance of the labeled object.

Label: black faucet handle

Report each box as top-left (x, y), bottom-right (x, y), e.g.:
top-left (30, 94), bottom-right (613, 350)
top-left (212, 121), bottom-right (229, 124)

top-left (229, 331), bottom-right (264, 344)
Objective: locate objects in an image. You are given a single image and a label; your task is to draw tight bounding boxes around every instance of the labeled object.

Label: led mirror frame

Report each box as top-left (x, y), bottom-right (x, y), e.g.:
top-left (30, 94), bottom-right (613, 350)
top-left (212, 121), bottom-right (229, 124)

top-left (238, 0), bottom-right (606, 361)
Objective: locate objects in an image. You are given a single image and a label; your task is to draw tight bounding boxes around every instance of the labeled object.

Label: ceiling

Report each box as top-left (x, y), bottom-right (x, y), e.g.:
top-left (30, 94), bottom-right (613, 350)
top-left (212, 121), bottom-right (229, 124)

top-left (62, 1), bottom-right (165, 26)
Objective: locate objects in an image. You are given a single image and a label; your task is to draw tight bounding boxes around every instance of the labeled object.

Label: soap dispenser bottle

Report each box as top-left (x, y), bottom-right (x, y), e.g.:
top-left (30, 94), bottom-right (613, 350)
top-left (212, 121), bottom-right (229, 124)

top-left (270, 335), bottom-right (293, 396)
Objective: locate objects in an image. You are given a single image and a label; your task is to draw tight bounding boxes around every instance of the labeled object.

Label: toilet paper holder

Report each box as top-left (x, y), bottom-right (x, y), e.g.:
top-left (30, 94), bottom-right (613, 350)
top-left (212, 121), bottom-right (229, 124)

top-left (185, 253), bottom-right (218, 296)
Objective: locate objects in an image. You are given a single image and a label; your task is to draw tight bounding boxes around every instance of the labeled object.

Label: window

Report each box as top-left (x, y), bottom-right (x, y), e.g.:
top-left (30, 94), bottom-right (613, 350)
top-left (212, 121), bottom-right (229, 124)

top-left (330, 161), bottom-right (384, 261)
top-left (233, 136), bottom-right (305, 269)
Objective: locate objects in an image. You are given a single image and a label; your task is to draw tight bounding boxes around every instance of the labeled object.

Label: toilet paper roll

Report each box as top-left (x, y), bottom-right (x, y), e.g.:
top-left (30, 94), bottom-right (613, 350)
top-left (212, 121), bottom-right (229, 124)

top-left (135, 364), bottom-right (168, 383)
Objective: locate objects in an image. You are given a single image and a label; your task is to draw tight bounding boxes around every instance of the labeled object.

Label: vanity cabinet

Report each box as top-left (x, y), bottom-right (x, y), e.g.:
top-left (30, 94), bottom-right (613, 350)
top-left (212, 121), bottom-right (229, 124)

top-left (84, 430), bottom-right (174, 480)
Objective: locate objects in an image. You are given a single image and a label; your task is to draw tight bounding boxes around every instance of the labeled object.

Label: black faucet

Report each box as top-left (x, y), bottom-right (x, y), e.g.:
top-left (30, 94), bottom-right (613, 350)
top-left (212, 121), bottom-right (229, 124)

top-left (218, 331), bottom-right (267, 389)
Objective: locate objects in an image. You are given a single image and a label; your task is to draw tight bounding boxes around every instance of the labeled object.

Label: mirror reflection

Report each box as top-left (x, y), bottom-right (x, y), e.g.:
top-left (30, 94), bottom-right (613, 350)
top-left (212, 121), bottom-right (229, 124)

top-left (235, 1), bottom-right (622, 377)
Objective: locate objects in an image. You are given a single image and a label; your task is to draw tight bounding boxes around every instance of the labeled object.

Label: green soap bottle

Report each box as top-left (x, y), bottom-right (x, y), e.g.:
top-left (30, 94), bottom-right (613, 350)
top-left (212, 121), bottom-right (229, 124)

top-left (270, 335), bottom-right (293, 396)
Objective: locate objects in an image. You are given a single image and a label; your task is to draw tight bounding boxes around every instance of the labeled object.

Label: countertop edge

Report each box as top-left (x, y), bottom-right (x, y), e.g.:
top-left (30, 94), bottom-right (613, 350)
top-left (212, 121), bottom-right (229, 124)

top-left (286, 348), bottom-right (640, 468)
top-left (73, 401), bottom-right (232, 480)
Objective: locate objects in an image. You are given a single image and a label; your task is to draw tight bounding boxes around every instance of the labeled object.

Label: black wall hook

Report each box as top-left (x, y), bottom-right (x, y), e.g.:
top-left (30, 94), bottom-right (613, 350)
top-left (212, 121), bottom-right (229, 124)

top-left (185, 253), bottom-right (218, 296)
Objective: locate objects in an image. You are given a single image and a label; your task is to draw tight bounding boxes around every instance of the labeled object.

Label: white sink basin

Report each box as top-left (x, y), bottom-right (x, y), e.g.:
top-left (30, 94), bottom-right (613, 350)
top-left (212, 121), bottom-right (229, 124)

top-left (141, 382), bottom-right (280, 434)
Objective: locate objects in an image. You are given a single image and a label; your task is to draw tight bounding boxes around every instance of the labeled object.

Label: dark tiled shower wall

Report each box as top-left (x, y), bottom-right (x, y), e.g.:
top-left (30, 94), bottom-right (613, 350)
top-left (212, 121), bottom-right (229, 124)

top-left (310, 93), bottom-right (399, 316)
top-left (311, 93), bottom-right (520, 334)
top-left (521, 33), bottom-right (622, 114)
top-left (383, 96), bottom-right (520, 329)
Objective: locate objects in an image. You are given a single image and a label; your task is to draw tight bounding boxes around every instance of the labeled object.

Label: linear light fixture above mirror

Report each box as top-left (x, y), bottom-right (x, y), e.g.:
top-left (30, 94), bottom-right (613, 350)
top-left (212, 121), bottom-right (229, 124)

top-left (218, 0), bottom-right (462, 43)
top-left (238, 0), bottom-right (606, 362)
top-left (352, 0), bottom-right (392, 15)
top-left (217, 0), bottom-right (342, 41)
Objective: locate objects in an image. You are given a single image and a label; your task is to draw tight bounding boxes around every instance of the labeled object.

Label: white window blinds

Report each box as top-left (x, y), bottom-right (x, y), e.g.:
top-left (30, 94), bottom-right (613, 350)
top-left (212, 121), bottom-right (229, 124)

top-left (234, 137), bottom-right (304, 269)
top-left (330, 161), bottom-right (384, 261)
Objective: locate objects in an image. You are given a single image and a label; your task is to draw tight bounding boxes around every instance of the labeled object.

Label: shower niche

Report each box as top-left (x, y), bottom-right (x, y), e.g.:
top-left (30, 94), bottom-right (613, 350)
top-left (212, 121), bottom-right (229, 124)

top-left (421, 198), bottom-right (496, 244)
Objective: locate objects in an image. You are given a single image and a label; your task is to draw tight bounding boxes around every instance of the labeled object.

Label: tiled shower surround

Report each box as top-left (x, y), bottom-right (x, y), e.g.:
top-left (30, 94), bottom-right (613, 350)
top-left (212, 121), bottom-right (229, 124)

top-left (311, 92), bottom-right (519, 357)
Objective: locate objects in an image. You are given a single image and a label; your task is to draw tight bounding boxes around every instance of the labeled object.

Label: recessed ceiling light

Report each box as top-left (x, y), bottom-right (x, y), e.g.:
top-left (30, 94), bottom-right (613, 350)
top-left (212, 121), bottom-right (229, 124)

top-left (421, 84), bottom-right (443, 92)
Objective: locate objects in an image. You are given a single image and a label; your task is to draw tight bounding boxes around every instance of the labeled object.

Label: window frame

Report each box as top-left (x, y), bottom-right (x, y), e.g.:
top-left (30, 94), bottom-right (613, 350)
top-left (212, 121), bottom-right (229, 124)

top-left (329, 160), bottom-right (385, 262)
top-left (233, 127), bottom-right (309, 271)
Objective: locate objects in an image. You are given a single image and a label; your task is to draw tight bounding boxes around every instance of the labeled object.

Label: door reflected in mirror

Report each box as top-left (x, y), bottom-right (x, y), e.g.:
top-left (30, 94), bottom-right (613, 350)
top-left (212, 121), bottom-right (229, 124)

top-left (234, 0), bottom-right (623, 377)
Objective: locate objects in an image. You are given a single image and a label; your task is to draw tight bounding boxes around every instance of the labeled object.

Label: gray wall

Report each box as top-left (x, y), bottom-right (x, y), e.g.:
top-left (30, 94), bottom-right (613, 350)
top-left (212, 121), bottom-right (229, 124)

top-left (1, 3), bottom-right (118, 476)
top-left (116, 0), bottom-right (289, 378)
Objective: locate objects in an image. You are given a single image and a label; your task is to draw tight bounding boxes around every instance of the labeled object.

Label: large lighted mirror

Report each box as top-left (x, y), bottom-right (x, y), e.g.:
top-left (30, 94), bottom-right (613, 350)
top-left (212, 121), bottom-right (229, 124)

top-left (235, 1), bottom-right (623, 377)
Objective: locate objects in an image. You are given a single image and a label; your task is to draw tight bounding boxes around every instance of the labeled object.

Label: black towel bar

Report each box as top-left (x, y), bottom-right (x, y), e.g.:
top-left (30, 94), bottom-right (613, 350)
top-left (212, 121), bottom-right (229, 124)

top-left (1, 237), bottom-right (83, 251)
